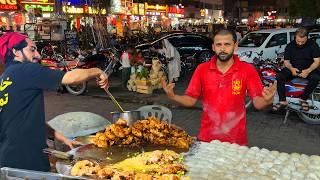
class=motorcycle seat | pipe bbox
[290,78,308,85]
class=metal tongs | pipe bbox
[103,68,125,113]
[104,87,125,113]
[43,148,74,160]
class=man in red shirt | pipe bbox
[162,29,277,145]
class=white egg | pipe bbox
[273,159,283,165]
[290,153,300,158]
[305,172,319,180]
[250,146,260,151]
[210,139,221,144]
[310,155,320,161]
[269,167,281,175]
[281,167,292,175]
[279,175,291,180]
[291,171,304,179]
[278,155,289,161]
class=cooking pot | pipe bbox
[110,111,141,125]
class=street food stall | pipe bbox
[1,112,320,179]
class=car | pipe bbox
[310,33,320,47]
[135,33,214,64]
[235,28,298,63]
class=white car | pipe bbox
[235,28,298,63]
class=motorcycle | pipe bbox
[40,56,88,95]
[253,50,320,124]
[40,48,119,95]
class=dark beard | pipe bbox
[296,44,305,48]
[217,53,233,62]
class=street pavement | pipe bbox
[44,74,320,155]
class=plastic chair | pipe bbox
[137,105,172,124]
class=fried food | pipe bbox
[92,117,194,149]
[71,150,188,179]
[70,160,101,176]
[116,118,128,126]
[97,167,115,179]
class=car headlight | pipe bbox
[239,51,252,58]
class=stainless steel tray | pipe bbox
[0,167,86,180]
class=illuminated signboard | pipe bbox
[24,4,53,12]
[138,3,144,15]
[132,3,144,15]
[62,6,107,15]
[145,3,166,11]
[132,3,138,15]
[21,0,54,4]
[168,6,184,14]
[0,0,18,10]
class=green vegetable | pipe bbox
[176,171,185,177]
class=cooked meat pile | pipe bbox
[71,150,190,180]
[92,117,195,149]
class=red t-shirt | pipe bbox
[185,55,263,145]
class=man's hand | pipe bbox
[54,131,82,149]
[262,81,277,104]
[290,68,300,76]
[161,78,175,98]
[298,69,311,78]
[96,71,109,89]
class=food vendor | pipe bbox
[0,32,109,171]
[162,28,277,145]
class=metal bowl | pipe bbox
[110,111,141,125]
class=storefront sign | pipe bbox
[168,6,184,15]
[21,0,54,4]
[132,3,145,15]
[0,0,18,10]
[62,6,106,14]
[145,3,166,11]
[65,30,79,50]
[200,9,206,17]
[132,3,138,15]
[138,3,144,15]
[24,4,53,12]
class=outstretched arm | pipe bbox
[161,78,197,107]
[62,68,108,89]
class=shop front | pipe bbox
[131,3,145,32]
[62,1,107,30]
[167,5,184,28]
[109,0,133,37]
[0,0,24,32]
[144,3,167,32]
[21,0,55,23]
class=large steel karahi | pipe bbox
[67,117,195,179]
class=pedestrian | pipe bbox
[120,46,133,88]
[157,39,181,82]
[273,27,320,112]
[162,28,276,145]
[0,32,109,171]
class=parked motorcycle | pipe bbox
[40,57,88,95]
[253,51,320,124]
